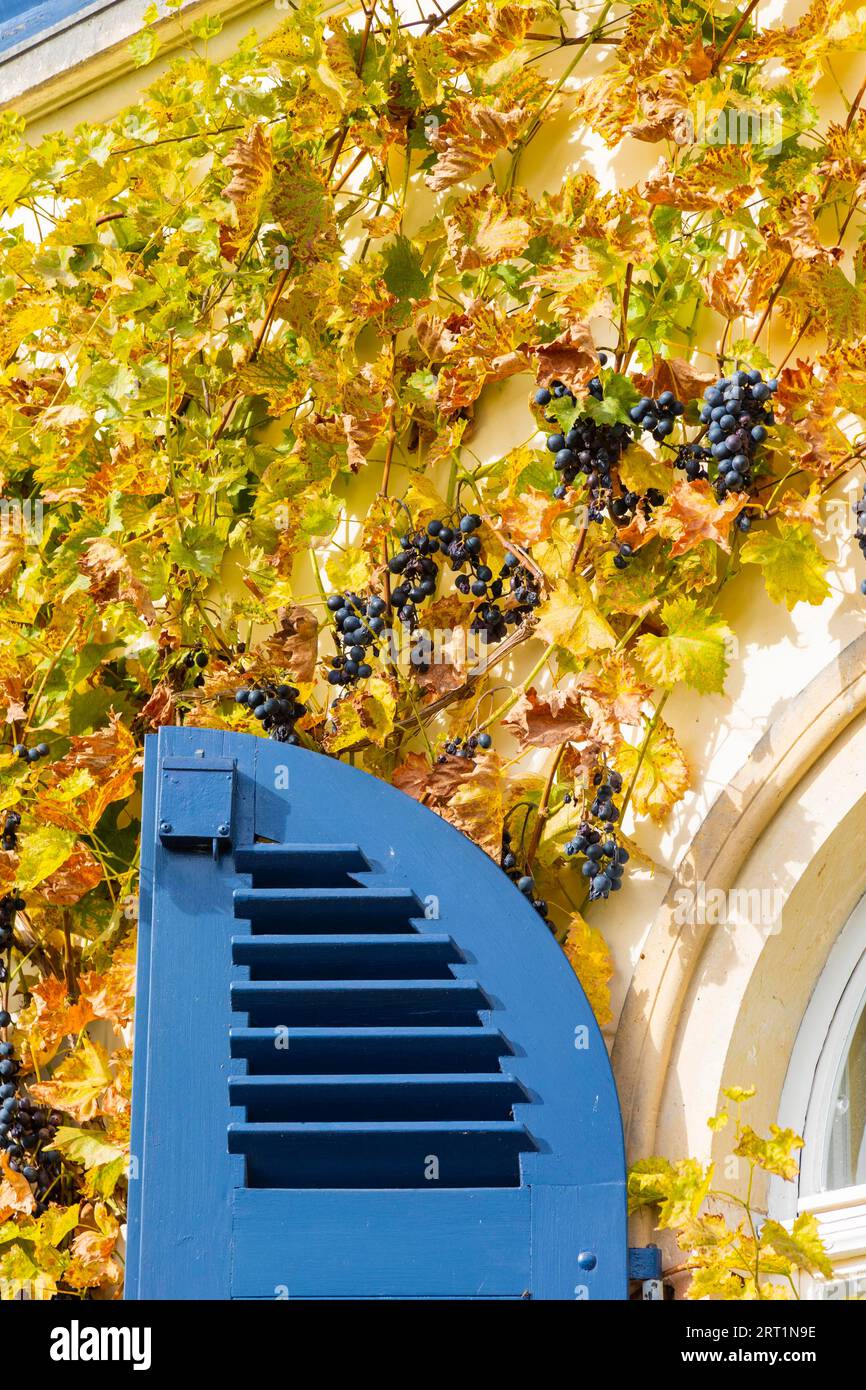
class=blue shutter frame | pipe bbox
[126,727,627,1300]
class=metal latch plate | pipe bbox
[158,756,235,851]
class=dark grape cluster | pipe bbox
[673,441,712,482]
[629,389,685,442]
[388,523,449,629]
[0,1046,62,1205]
[700,369,778,502]
[540,388,632,514]
[538,374,665,527]
[461,550,542,644]
[389,512,537,647]
[325,592,387,686]
[437,730,492,763]
[234,683,306,742]
[565,768,629,903]
[12,741,49,764]
[499,828,551,927]
[0,892,20,986]
[0,895,61,1206]
[855,485,866,597]
[2,810,21,852]
[503,552,541,610]
[183,644,209,688]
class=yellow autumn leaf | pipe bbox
[0,1152,36,1220]
[31,1036,114,1123]
[219,125,273,261]
[563,912,613,1026]
[325,676,397,752]
[618,719,690,824]
[760,1213,834,1279]
[534,577,616,657]
[14,825,77,892]
[734,1123,804,1181]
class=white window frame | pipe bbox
[773,895,866,1298]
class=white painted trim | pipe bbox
[0,0,280,124]
[798,1190,866,1298]
[0,0,125,64]
[771,895,866,1226]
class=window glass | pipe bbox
[826,992,866,1190]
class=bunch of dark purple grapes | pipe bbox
[0,891,21,938]
[463,550,542,645]
[538,381,632,517]
[0,892,20,986]
[388,524,449,629]
[234,683,306,742]
[0,1045,62,1206]
[673,441,713,482]
[325,592,387,686]
[12,741,49,765]
[854,486,866,598]
[390,513,540,646]
[2,810,21,852]
[700,369,777,507]
[537,373,667,530]
[437,730,493,763]
[0,895,62,1208]
[565,768,629,903]
[182,644,209,689]
[629,389,685,442]
[500,829,551,927]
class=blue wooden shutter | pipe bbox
[125,727,627,1300]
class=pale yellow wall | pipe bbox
[10,0,866,1173]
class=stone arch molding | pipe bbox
[613,631,866,1208]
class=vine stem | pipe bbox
[479,640,557,731]
[509,0,614,182]
[754,71,866,348]
[525,29,620,46]
[615,263,633,371]
[423,0,469,33]
[62,910,77,1001]
[526,744,565,869]
[212,264,293,440]
[380,397,398,608]
[22,616,84,737]
[710,0,759,75]
[568,515,589,573]
[619,689,670,828]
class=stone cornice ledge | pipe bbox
[612,630,866,1164]
[0,0,271,125]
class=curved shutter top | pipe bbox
[127,728,627,1300]
[240,736,623,1192]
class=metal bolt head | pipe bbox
[159,821,172,833]
[577,1251,597,1271]
[217,823,230,837]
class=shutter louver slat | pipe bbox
[234,843,371,886]
[232,933,462,978]
[229,842,531,1189]
[234,886,424,932]
[227,1121,536,1189]
[228,1073,528,1119]
[230,978,490,1026]
[229,1026,513,1074]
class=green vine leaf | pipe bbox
[636,596,733,694]
[740,523,831,609]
